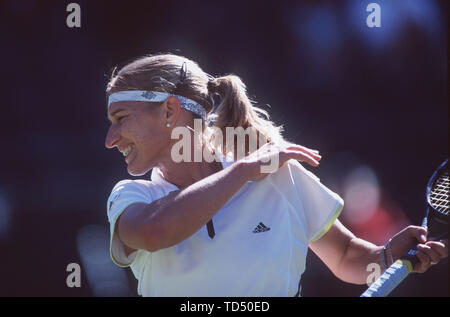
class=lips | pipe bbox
[122,145,133,157]
[119,145,135,162]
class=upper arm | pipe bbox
[116,202,160,253]
[308,219,356,275]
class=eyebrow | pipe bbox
[107,108,126,122]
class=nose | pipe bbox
[105,124,120,149]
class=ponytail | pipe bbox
[106,53,285,160]
[206,75,284,158]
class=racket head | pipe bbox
[426,159,449,225]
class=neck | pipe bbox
[157,144,222,189]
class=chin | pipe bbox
[127,170,146,177]
[127,161,153,177]
[127,167,147,176]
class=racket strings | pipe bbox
[430,170,449,215]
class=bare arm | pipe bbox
[309,220,449,285]
[118,161,249,252]
[309,220,383,285]
[117,142,323,253]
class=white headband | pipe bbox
[108,90,207,120]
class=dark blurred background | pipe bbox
[0,0,447,297]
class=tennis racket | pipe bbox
[361,159,449,297]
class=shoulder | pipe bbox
[270,159,320,186]
[107,179,160,213]
[286,159,320,179]
[111,179,156,192]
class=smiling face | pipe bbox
[105,101,170,176]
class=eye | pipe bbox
[117,115,127,123]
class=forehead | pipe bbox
[107,101,146,122]
[108,101,145,114]
[108,101,132,113]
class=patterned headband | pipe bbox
[108,90,207,120]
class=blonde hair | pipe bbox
[106,53,284,157]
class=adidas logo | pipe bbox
[253,222,270,233]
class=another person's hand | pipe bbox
[388,225,448,273]
[239,141,321,181]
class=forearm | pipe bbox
[311,221,448,285]
[145,161,249,250]
[336,237,384,285]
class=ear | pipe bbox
[163,96,181,126]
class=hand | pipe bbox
[415,239,448,273]
[238,141,322,181]
[388,225,449,273]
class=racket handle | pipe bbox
[420,216,428,232]
[402,232,449,267]
[403,248,420,267]
[361,232,448,297]
[361,259,413,297]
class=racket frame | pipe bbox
[361,159,449,297]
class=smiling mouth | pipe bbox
[122,145,133,157]
[121,145,135,162]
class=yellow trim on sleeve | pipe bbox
[110,234,139,268]
[109,202,142,268]
[310,202,344,242]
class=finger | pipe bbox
[286,145,321,157]
[294,150,321,162]
[284,150,320,167]
[407,225,427,244]
[283,142,319,153]
[418,244,441,264]
[413,250,430,273]
[283,150,319,167]
[286,146,321,160]
[285,150,321,164]
[426,241,449,258]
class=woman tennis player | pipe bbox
[105,53,448,296]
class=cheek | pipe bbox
[134,122,169,152]
[126,111,170,155]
